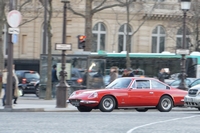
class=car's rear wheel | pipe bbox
[157,95,173,112]
[99,96,116,112]
[77,106,92,112]
[135,108,148,112]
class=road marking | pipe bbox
[127,115,200,133]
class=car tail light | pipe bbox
[77,78,83,84]
[22,78,26,84]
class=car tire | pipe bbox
[157,95,173,112]
[35,86,39,97]
[77,106,92,112]
[135,108,148,112]
[99,96,116,112]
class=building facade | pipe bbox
[2,0,196,71]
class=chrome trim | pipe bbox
[80,100,99,104]
[118,106,155,109]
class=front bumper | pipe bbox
[67,99,99,107]
[184,95,200,107]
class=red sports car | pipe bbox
[67,77,187,112]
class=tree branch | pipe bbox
[92,3,125,14]
[68,4,85,18]
[92,0,106,12]
[19,0,32,11]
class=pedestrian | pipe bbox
[52,64,58,98]
[109,66,118,83]
[122,69,129,77]
[127,68,134,77]
[13,64,19,104]
[2,66,8,106]
[157,68,166,82]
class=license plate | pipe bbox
[187,98,193,102]
[71,100,80,107]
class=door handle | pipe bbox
[149,92,154,94]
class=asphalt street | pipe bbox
[0,112,200,133]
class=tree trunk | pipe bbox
[45,0,52,100]
[0,0,5,97]
[84,0,93,51]
[126,1,131,68]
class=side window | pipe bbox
[151,80,168,89]
[135,80,150,89]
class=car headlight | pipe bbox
[88,92,98,99]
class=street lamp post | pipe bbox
[178,0,191,90]
[56,0,70,108]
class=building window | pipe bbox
[118,24,132,52]
[92,22,106,52]
[151,26,165,53]
[176,27,190,49]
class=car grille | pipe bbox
[188,89,198,96]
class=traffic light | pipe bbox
[77,35,86,49]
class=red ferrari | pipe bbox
[67,77,187,112]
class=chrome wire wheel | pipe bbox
[157,95,173,112]
[102,98,114,110]
[161,98,172,110]
[99,96,116,112]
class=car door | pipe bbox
[128,79,154,106]
[150,79,170,105]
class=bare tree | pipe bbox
[68,0,126,51]
[114,0,156,68]
[0,0,43,97]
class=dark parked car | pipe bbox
[15,70,40,97]
[67,68,85,94]
[169,78,196,88]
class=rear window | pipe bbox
[24,72,40,79]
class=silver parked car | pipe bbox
[184,84,200,111]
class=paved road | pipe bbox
[1,112,200,133]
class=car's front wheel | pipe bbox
[77,106,92,112]
[135,108,148,112]
[99,96,116,112]
[157,95,173,112]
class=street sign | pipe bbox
[7,10,22,28]
[8,28,20,34]
[176,49,190,55]
[12,34,18,44]
[55,43,72,50]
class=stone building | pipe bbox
[2,0,195,71]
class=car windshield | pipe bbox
[170,79,191,86]
[106,78,132,89]
[25,72,40,79]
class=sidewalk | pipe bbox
[0,95,78,112]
